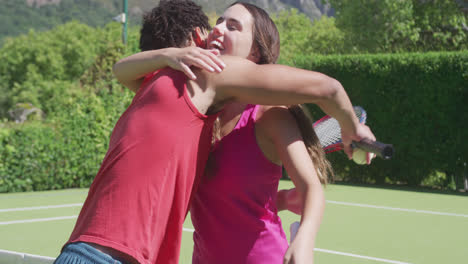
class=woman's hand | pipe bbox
[164,47,225,80]
[283,227,315,264]
[341,122,376,160]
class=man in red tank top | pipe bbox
[56,1,376,264]
[55,2,219,264]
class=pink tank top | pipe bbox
[191,104,288,264]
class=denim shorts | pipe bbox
[54,242,123,264]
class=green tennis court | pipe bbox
[1,181,467,264]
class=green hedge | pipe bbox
[296,52,468,189]
[0,89,133,192]
[1,21,466,192]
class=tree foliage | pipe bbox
[273,9,345,63]
[0,7,466,192]
[413,0,468,51]
[273,9,314,62]
[0,0,128,45]
[307,16,345,55]
[0,21,126,117]
[0,21,134,192]
[328,0,468,53]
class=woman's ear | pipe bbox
[192,27,206,48]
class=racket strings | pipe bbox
[313,106,366,152]
[314,118,342,148]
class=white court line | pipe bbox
[0,203,83,213]
[180,228,411,264]
[314,248,412,264]
[0,216,77,225]
[1,218,194,228]
[327,200,468,218]
[0,190,89,200]
[0,219,411,264]
[3,201,467,218]
[0,249,55,263]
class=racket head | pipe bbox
[290,221,300,243]
[313,106,367,153]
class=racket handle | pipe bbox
[290,221,300,243]
[353,138,394,159]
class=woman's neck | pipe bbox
[218,102,248,138]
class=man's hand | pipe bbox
[277,188,303,215]
[164,47,225,80]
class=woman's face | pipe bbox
[207,4,257,62]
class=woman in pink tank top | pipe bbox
[190,3,334,264]
[191,102,333,264]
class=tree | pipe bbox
[328,0,419,53]
[0,0,118,44]
[0,22,123,118]
[273,9,314,62]
[273,9,345,63]
[328,0,468,53]
[412,0,468,51]
[307,16,345,55]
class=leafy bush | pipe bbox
[0,21,124,118]
[0,87,133,193]
[273,9,314,63]
[1,19,466,193]
[307,16,345,55]
[273,9,345,63]
[0,21,134,193]
[329,0,468,53]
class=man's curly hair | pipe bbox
[139,0,211,51]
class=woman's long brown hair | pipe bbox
[287,105,334,184]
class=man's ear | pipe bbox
[192,27,206,48]
[248,46,261,63]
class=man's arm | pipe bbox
[200,56,374,157]
[112,47,224,92]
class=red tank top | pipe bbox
[67,68,218,264]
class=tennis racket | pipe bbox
[290,107,394,243]
[290,221,301,243]
[313,106,394,159]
